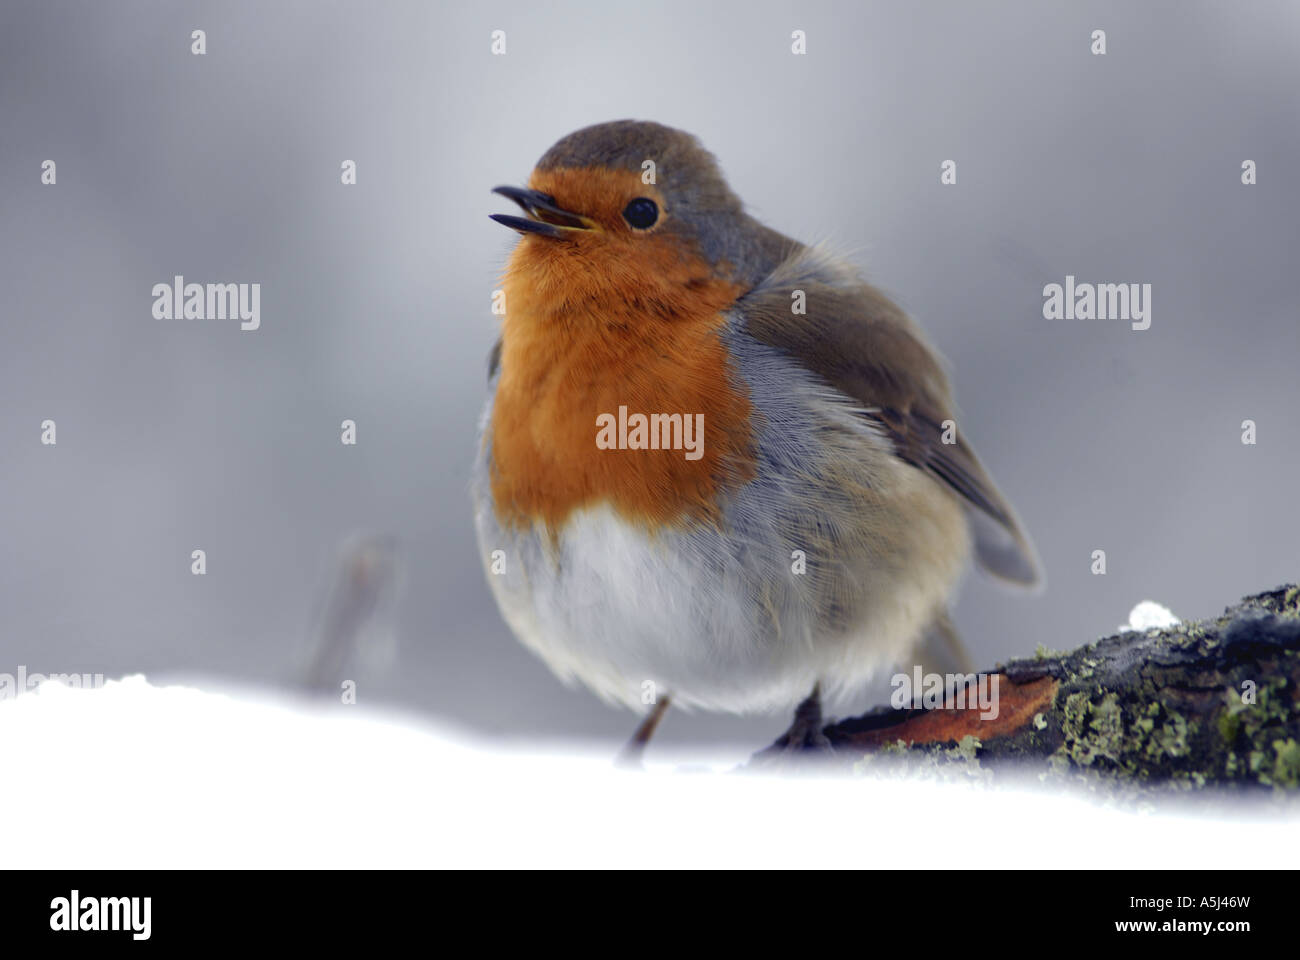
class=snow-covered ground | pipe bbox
[1,675,1292,869]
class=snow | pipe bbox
[1,675,1291,869]
[1120,600,1181,633]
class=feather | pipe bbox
[737,245,1043,589]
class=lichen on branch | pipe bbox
[767,585,1300,795]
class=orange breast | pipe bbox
[488,205,756,534]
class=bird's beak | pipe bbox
[490,186,599,238]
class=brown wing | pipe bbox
[738,266,1042,589]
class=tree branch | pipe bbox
[758,585,1300,792]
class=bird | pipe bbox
[474,120,1042,760]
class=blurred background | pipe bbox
[2,0,1297,757]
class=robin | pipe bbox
[475,120,1041,760]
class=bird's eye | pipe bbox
[622,197,659,230]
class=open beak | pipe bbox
[490,186,598,238]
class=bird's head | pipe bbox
[491,120,785,313]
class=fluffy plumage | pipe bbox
[474,120,1039,714]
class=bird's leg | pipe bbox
[758,682,833,758]
[615,694,672,768]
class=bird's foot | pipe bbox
[614,695,672,770]
[754,685,835,765]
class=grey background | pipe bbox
[2,1,1297,754]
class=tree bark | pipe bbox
[757,585,1300,791]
